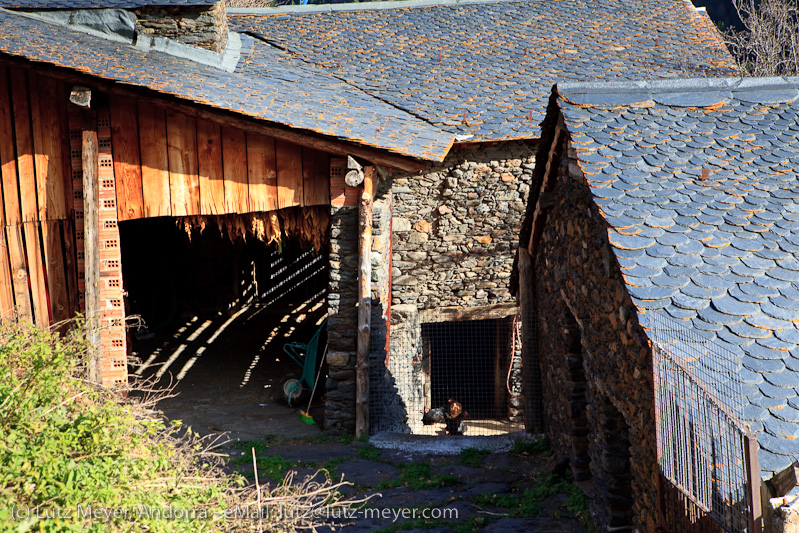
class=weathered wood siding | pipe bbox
[0,65,78,328]
[109,95,330,221]
[0,61,333,391]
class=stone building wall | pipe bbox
[325,178,393,433]
[391,141,534,309]
[531,137,657,531]
[372,140,534,433]
[134,1,228,53]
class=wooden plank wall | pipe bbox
[109,96,330,221]
[0,64,79,327]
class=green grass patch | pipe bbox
[256,455,293,483]
[473,473,592,530]
[0,319,359,533]
[377,462,458,491]
[473,491,519,508]
[452,516,494,532]
[459,447,490,467]
[509,436,553,457]
[357,445,380,461]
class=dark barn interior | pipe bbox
[120,216,328,438]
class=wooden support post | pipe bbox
[356,166,374,439]
[81,107,101,384]
[518,247,542,432]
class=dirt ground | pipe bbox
[221,434,593,532]
[130,297,328,440]
[131,296,593,532]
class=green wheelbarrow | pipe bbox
[281,318,327,406]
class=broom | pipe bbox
[299,345,327,425]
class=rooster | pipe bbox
[422,398,467,435]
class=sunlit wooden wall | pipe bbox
[108,94,330,222]
[0,60,334,389]
[0,64,78,327]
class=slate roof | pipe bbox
[0,0,213,7]
[231,0,739,142]
[555,76,799,478]
[0,8,452,161]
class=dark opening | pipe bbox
[590,393,634,528]
[563,309,591,481]
[120,216,328,438]
[424,319,498,417]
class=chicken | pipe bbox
[422,398,467,435]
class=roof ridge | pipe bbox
[228,0,523,16]
[559,76,799,95]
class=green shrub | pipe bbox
[0,320,234,532]
[0,320,358,532]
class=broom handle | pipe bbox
[306,344,327,414]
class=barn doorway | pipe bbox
[120,208,329,439]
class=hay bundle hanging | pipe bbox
[176,206,330,252]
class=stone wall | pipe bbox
[531,136,657,531]
[325,203,357,433]
[372,141,534,433]
[134,1,228,53]
[326,179,393,433]
[391,141,533,309]
[768,495,799,533]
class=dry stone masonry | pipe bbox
[365,141,535,433]
[326,180,393,433]
[532,138,657,532]
[135,1,228,52]
[392,141,533,309]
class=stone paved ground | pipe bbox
[224,435,593,532]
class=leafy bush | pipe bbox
[0,320,361,532]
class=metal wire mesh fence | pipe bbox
[647,313,761,532]
[369,308,528,436]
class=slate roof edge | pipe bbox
[0,9,453,164]
[228,0,519,15]
[558,76,799,96]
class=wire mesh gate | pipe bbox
[649,313,761,532]
[370,308,527,436]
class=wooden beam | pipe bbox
[5,225,31,320]
[276,139,303,209]
[23,221,48,327]
[30,73,67,221]
[42,219,70,324]
[418,302,519,324]
[196,118,225,215]
[137,103,170,218]
[10,69,38,223]
[109,94,143,221]
[0,65,19,226]
[0,227,15,318]
[61,217,80,317]
[0,57,430,173]
[81,108,102,384]
[356,166,374,440]
[222,126,248,214]
[166,111,199,217]
[527,124,563,256]
[247,132,277,212]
